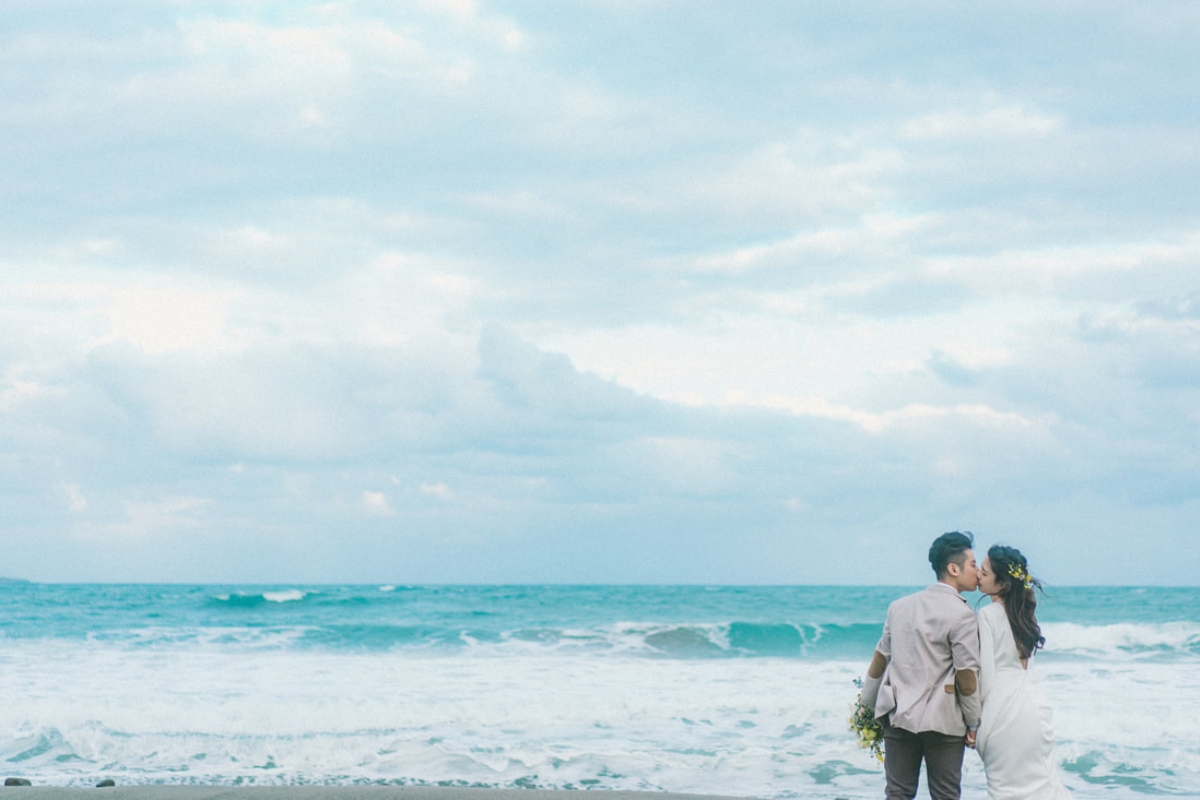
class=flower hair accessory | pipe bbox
[1007,563,1034,590]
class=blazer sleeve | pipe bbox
[977,607,995,702]
[949,609,982,729]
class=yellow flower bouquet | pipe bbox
[850,678,884,762]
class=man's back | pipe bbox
[862,531,982,800]
[874,583,981,736]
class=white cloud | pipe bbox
[97,285,240,356]
[924,235,1200,301]
[690,212,941,276]
[420,482,455,500]
[0,378,61,411]
[409,0,527,51]
[529,291,1043,414]
[902,105,1064,140]
[362,490,392,514]
[73,496,209,543]
[761,395,1037,436]
[65,484,88,512]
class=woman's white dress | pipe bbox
[976,601,1072,800]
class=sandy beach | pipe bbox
[0,789,767,800]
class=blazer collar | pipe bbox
[926,582,968,602]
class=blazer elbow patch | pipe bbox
[955,671,978,697]
[868,652,887,679]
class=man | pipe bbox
[860,531,982,800]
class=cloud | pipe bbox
[65,484,88,512]
[901,105,1064,140]
[362,490,392,515]
[83,340,463,462]
[926,349,982,388]
[1,312,1197,582]
[73,496,210,543]
[420,483,455,501]
[97,285,240,356]
[2,2,1200,583]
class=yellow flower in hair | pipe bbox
[1006,563,1033,590]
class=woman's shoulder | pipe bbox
[978,600,1008,622]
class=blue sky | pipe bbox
[2,1,1199,584]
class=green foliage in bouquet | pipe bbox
[850,677,884,762]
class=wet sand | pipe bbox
[0,788,765,800]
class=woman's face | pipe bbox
[978,557,1002,597]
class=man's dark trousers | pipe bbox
[883,722,966,800]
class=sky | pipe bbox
[2,1,1199,585]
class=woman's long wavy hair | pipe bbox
[987,544,1046,659]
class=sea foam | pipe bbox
[0,584,1195,797]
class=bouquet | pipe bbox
[850,677,884,762]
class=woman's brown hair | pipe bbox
[986,544,1046,659]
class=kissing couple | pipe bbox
[859,531,1072,800]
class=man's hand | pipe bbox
[965,729,977,749]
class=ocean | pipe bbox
[0,584,1196,798]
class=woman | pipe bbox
[975,545,1072,800]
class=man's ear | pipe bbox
[945,561,960,577]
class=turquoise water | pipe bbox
[1,584,1197,796]
[3,584,1194,654]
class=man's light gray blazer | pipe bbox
[861,583,982,737]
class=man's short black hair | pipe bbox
[929,531,975,578]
